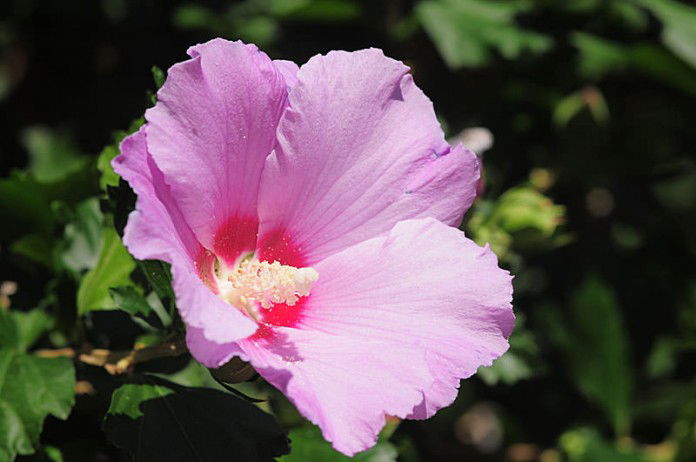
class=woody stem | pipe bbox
[35,338,189,375]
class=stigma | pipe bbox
[214,256,319,321]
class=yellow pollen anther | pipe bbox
[215,258,319,319]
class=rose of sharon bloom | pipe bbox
[113,38,514,456]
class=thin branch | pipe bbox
[35,338,188,375]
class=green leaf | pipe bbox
[540,276,633,436]
[494,187,565,235]
[0,311,20,351]
[107,382,174,420]
[43,445,64,462]
[77,227,135,315]
[554,87,610,127]
[104,377,289,461]
[628,43,696,96]
[12,310,53,352]
[21,126,87,184]
[172,5,218,30]
[97,118,144,191]
[417,0,552,68]
[156,358,224,389]
[137,260,174,303]
[97,144,121,191]
[571,32,696,95]
[172,4,279,46]
[635,0,696,69]
[559,427,648,462]
[672,389,696,462]
[553,91,589,127]
[477,319,541,385]
[60,198,103,275]
[0,173,55,243]
[0,351,75,460]
[651,160,696,211]
[0,309,53,352]
[634,382,696,426]
[609,1,649,31]
[477,352,533,385]
[0,167,98,245]
[108,286,154,317]
[467,186,566,258]
[572,32,629,80]
[646,336,678,378]
[151,66,166,90]
[281,425,397,462]
[9,233,54,265]
[279,0,361,22]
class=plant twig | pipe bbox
[35,338,188,375]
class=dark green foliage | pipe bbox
[108,287,154,317]
[104,377,290,462]
[539,276,633,436]
[0,311,75,461]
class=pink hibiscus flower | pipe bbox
[113,39,514,456]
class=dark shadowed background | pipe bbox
[1,1,695,461]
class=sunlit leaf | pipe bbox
[97,145,121,191]
[609,1,649,31]
[43,445,64,462]
[0,352,75,460]
[21,126,87,184]
[559,427,648,462]
[468,185,566,259]
[77,227,135,315]
[0,310,74,460]
[97,118,144,191]
[554,87,610,127]
[493,187,565,236]
[0,308,52,352]
[554,91,589,127]
[151,66,165,90]
[417,0,552,68]
[635,0,696,69]
[11,310,53,352]
[60,198,103,274]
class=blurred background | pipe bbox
[0,0,695,461]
